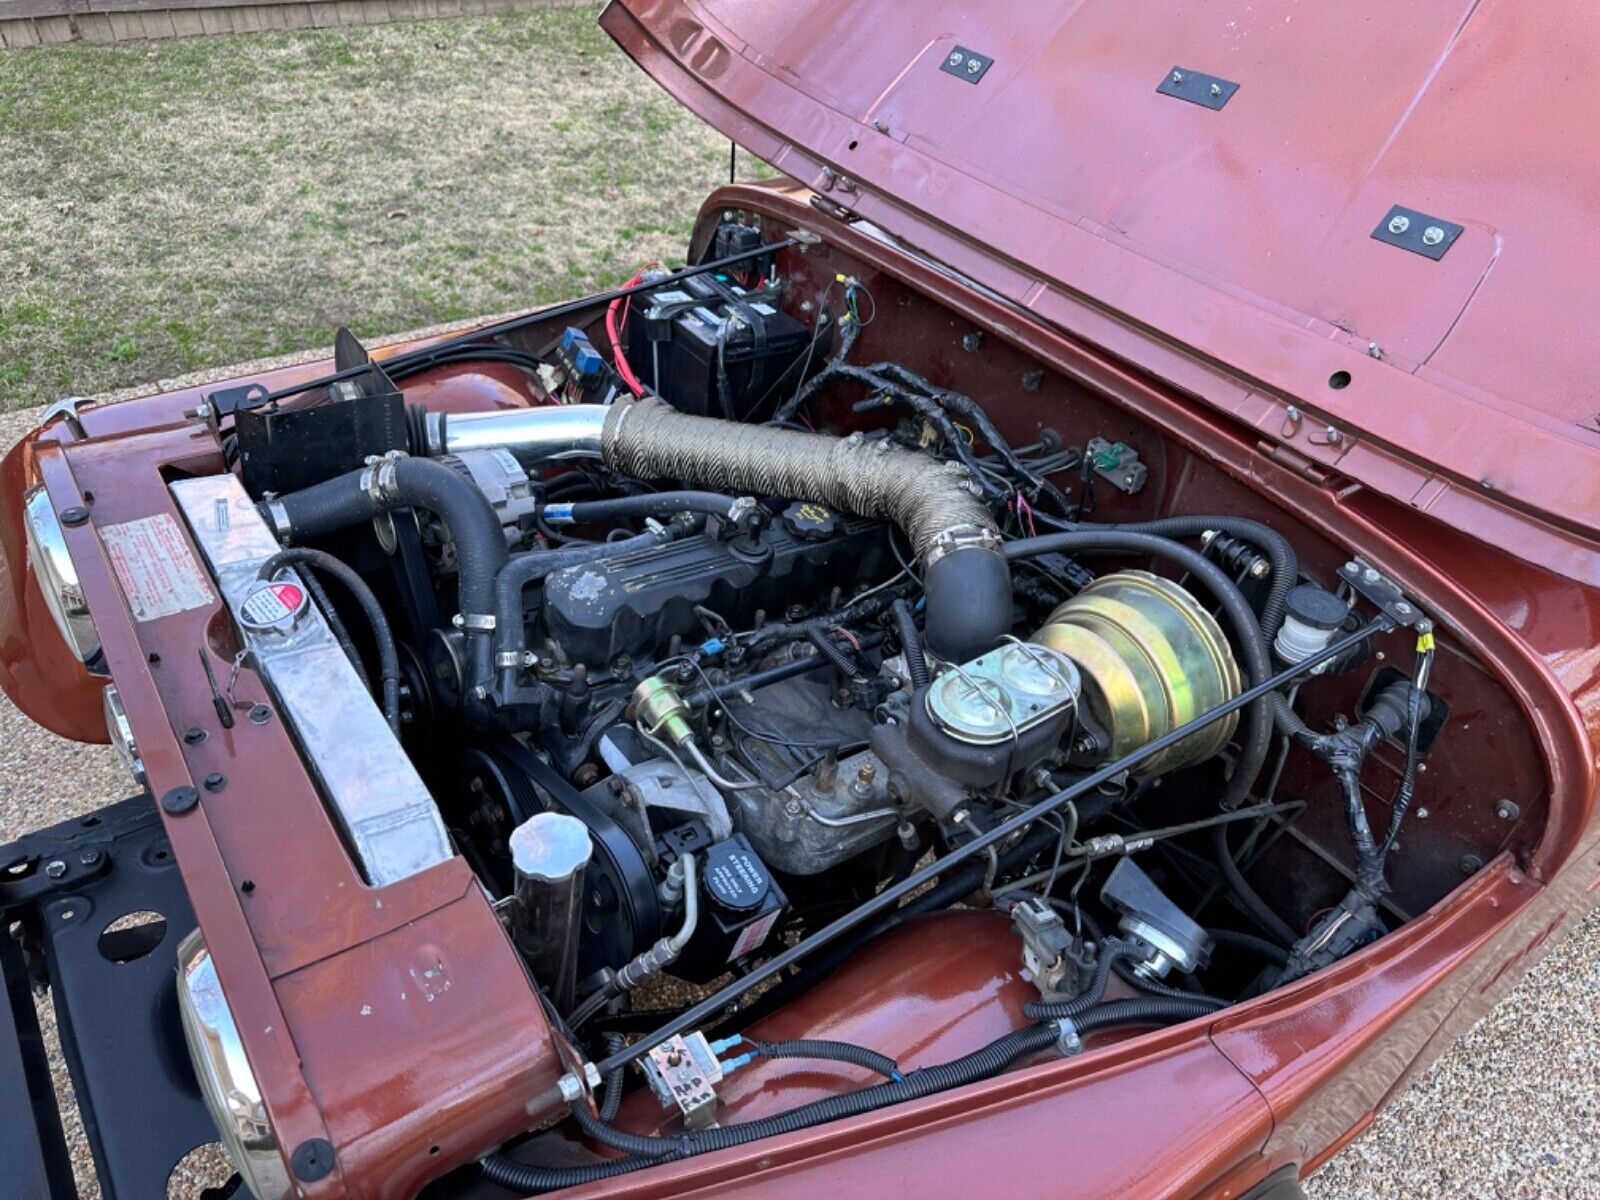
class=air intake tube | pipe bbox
[423,401,1010,663]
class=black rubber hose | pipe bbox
[295,564,372,694]
[1022,940,1139,1021]
[270,458,509,720]
[1066,995,1222,1036]
[547,491,743,525]
[269,458,507,629]
[1207,926,1292,967]
[750,1038,901,1081]
[492,528,676,694]
[599,1032,627,1122]
[924,546,1012,664]
[256,548,401,734]
[891,598,930,689]
[1110,961,1229,1009]
[1066,516,1298,637]
[570,1021,1058,1162]
[1213,824,1299,947]
[480,1151,645,1192]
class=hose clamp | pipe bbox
[924,525,1002,567]
[360,450,408,506]
[423,410,447,457]
[264,499,292,541]
[453,612,497,633]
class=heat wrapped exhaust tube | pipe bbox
[424,400,1012,667]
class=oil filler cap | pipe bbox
[780,500,841,542]
[703,836,771,912]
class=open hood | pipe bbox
[603,0,1600,583]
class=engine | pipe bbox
[210,237,1453,1172]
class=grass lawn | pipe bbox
[0,7,743,411]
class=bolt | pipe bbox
[1415,807,1429,820]
[948,51,963,65]
[1368,341,1382,360]
[248,704,272,725]
[1249,559,1272,580]
[1395,602,1413,615]
[1021,369,1045,392]
[962,331,985,352]
[1422,226,1446,246]
[1495,799,1521,822]
[1324,425,1341,444]
[45,859,67,879]
[856,762,877,785]
[59,505,90,527]
[183,727,207,745]
[784,799,802,817]
[78,848,100,866]
[966,59,981,74]
[1363,567,1380,583]
[1172,70,1184,83]
[1388,214,1411,235]
[241,879,256,894]
[1460,854,1483,875]
[203,772,227,793]
[874,118,889,133]
[1209,82,1222,97]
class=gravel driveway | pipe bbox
[1,392,1595,1198]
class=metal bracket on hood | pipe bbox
[1371,205,1463,260]
[1157,67,1239,111]
[940,46,993,85]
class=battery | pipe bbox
[625,274,812,420]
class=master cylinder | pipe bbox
[1031,570,1241,774]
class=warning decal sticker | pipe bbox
[100,514,216,622]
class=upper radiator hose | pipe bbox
[427,401,1010,662]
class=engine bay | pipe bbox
[171,213,1546,1194]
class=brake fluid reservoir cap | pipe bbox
[238,578,309,635]
[703,836,771,912]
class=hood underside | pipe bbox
[604,0,1600,582]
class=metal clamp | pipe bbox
[453,612,497,633]
[359,450,409,506]
[924,524,1002,567]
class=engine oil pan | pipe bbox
[1031,570,1241,775]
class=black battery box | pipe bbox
[624,274,811,420]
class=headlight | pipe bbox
[176,931,292,1200]
[22,485,104,671]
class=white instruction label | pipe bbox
[101,514,215,621]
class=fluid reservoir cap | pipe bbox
[703,836,771,912]
[780,500,841,541]
[238,578,310,635]
[1286,583,1349,632]
[509,811,593,883]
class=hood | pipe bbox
[603,0,1600,583]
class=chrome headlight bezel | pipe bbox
[176,931,292,1200]
[22,484,105,672]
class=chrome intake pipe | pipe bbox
[424,400,1011,662]
[424,405,607,464]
